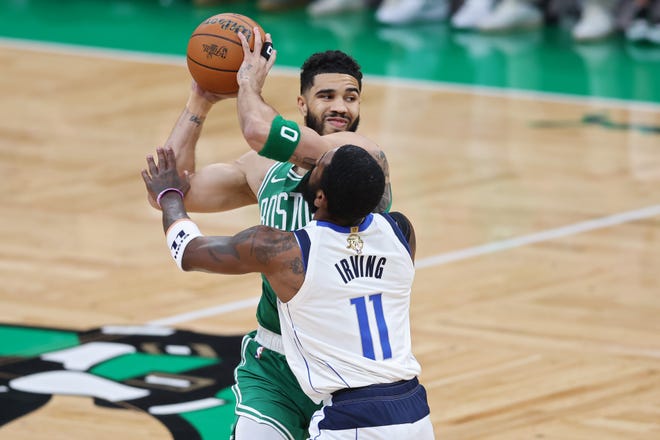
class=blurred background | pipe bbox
[1,0,659,102]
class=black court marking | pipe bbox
[0,323,243,439]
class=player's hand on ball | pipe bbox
[236,28,276,94]
[192,80,237,103]
[141,147,190,205]
[187,13,265,94]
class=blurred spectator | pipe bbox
[452,0,497,29]
[572,0,617,41]
[449,0,544,31]
[621,0,660,43]
[307,0,370,16]
[191,0,310,10]
[258,0,310,10]
[475,0,544,32]
[375,0,449,24]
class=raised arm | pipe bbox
[235,30,391,211]
[141,147,303,301]
[165,83,219,175]
[235,30,336,166]
[149,83,262,212]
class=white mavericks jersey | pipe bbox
[278,213,421,404]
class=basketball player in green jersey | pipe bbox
[151,34,391,439]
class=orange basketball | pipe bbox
[186,13,265,94]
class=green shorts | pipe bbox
[231,330,321,440]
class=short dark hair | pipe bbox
[320,145,385,225]
[300,50,363,94]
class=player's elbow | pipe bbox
[242,120,268,153]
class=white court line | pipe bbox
[148,297,259,326]
[2,37,659,113]
[151,204,660,325]
[415,204,660,269]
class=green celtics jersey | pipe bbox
[256,162,313,334]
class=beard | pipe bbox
[305,112,360,135]
[297,167,319,214]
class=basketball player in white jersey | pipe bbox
[142,144,434,439]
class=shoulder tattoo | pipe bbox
[250,227,298,265]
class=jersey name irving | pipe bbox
[334,255,387,284]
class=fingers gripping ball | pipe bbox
[186,13,265,94]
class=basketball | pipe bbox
[186,13,265,94]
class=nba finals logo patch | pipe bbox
[347,226,363,255]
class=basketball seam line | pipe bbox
[189,33,242,47]
[186,56,240,73]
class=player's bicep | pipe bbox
[184,162,256,212]
[181,226,295,276]
[182,227,269,274]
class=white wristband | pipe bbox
[166,219,203,270]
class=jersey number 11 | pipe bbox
[350,293,392,360]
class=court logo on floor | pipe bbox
[531,112,660,135]
[0,323,242,439]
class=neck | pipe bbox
[313,211,364,227]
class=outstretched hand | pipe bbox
[141,147,190,203]
[236,27,277,94]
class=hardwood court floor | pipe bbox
[1,43,660,439]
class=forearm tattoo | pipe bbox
[374,150,392,213]
[188,114,205,126]
[186,108,206,127]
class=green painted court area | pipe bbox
[0,0,658,102]
[0,326,79,357]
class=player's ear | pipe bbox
[315,189,326,209]
[297,95,307,117]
